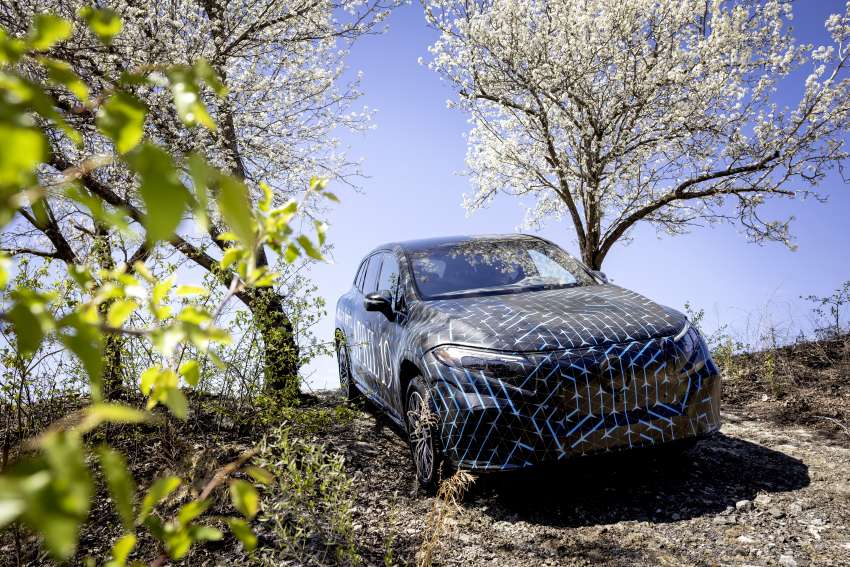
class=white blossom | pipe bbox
[424,0,850,268]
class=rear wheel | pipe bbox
[406,377,444,490]
[335,332,360,401]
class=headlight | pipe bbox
[431,345,527,379]
[673,320,691,342]
[672,320,704,361]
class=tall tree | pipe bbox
[0,0,397,392]
[424,0,850,269]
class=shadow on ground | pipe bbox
[469,434,810,527]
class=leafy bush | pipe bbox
[254,431,359,565]
[0,9,331,563]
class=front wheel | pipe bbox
[406,377,444,490]
[335,332,360,401]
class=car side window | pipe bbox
[362,254,382,294]
[354,259,367,291]
[377,252,401,306]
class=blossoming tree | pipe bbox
[424,0,850,269]
[0,0,398,394]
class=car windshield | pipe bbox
[409,239,596,299]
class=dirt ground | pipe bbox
[327,396,850,567]
[2,337,849,566]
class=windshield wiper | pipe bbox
[428,281,580,299]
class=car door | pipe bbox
[350,253,383,396]
[371,252,402,402]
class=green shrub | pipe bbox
[254,431,358,565]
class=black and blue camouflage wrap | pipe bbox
[335,235,721,472]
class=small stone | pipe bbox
[769,506,785,519]
[736,499,754,512]
[779,554,797,567]
[755,494,773,508]
[762,394,769,401]
[789,502,803,516]
[737,535,755,544]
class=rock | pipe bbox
[779,554,798,567]
[736,499,754,512]
[768,506,785,519]
[737,535,755,544]
[789,502,803,516]
[754,494,773,508]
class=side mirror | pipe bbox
[364,291,393,317]
[592,270,610,283]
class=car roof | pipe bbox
[368,233,548,256]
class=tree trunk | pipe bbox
[93,223,124,400]
[242,288,299,396]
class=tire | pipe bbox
[335,333,360,401]
[405,376,445,490]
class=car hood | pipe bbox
[415,284,686,352]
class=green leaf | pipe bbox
[7,301,44,355]
[296,235,323,260]
[40,57,89,102]
[258,182,273,212]
[78,7,123,44]
[228,479,258,519]
[321,190,340,203]
[308,176,328,192]
[125,144,189,243]
[217,177,255,249]
[28,14,73,51]
[107,298,138,328]
[164,528,192,560]
[220,247,242,270]
[314,220,327,246]
[187,153,212,232]
[192,59,227,97]
[139,367,158,396]
[164,387,188,419]
[97,93,147,154]
[105,533,136,567]
[0,253,9,288]
[60,314,104,400]
[177,499,210,527]
[0,123,46,188]
[283,243,300,264]
[80,403,148,432]
[165,65,217,130]
[178,360,200,387]
[97,447,136,531]
[0,72,81,145]
[189,525,223,542]
[175,284,208,297]
[244,466,274,485]
[34,431,93,560]
[227,517,257,551]
[0,29,27,64]
[138,476,180,523]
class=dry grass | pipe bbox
[416,470,476,567]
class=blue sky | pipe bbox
[303,1,850,389]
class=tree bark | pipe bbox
[241,288,299,395]
[92,222,124,400]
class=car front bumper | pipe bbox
[421,330,722,471]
